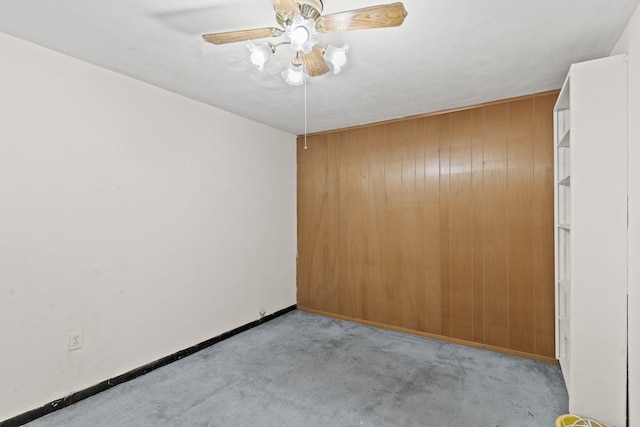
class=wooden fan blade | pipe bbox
[317,2,408,33]
[273,0,300,16]
[202,27,282,45]
[300,46,329,76]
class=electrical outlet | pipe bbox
[69,331,82,351]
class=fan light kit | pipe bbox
[202,0,408,86]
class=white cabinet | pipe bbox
[554,54,628,427]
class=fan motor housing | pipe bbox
[276,0,323,25]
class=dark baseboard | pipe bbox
[1,305,297,427]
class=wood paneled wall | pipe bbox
[297,92,558,362]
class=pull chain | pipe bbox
[304,77,308,150]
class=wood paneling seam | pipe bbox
[506,103,511,350]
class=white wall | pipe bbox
[611,4,640,426]
[0,33,296,421]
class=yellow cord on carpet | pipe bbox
[556,414,610,427]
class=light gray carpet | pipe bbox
[26,311,567,426]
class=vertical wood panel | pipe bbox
[296,137,310,309]
[483,103,510,349]
[508,99,535,354]
[415,118,427,332]
[297,92,558,361]
[339,129,367,319]
[449,110,474,340]
[424,115,442,335]
[400,120,418,330]
[367,125,387,324]
[471,108,485,343]
[533,94,557,357]
[385,122,404,327]
[440,114,452,337]
[338,132,350,317]
[296,138,314,307]
[323,132,341,314]
[299,134,327,312]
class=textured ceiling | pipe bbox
[1,0,638,135]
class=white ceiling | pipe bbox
[1,0,638,135]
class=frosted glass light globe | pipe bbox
[286,15,320,54]
[282,62,308,86]
[324,44,349,74]
[291,27,309,44]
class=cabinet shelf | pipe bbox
[559,175,571,186]
[559,129,571,147]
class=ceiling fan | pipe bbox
[202,0,408,85]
